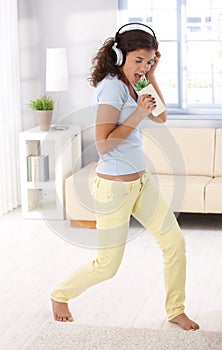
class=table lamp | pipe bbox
[46,48,69,122]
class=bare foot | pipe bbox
[169,313,199,331]
[51,299,73,322]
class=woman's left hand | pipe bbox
[146,50,161,80]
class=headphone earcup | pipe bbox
[111,43,124,66]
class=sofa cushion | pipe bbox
[214,129,222,177]
[152,174,212,213]
[65,162,97,220]
[142,128,215,177]
[205,177,222,213]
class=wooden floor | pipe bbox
[0,208,222,349]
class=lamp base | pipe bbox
[51,124,69,131]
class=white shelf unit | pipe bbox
[19,125,81,220]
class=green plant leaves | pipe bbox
[134,77,150,91]
[27,96,55,110]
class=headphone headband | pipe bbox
[112,22,157,67]
[114,22,156,43]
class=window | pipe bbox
[118,0,222,115]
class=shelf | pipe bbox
[19,124,82,220]
[25,181,55,190]
[25,200,62,220]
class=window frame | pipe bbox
[118,0,222,119]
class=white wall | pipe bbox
[18,0,118,131]
[18,0,222,164]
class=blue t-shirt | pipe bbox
[91,75,146,176]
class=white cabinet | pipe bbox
[19,125,81,220]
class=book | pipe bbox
[26,155,49,182]
[39,155,49,181]
[27,156,32,181]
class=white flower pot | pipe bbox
[37,110,53,131]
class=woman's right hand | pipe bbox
[137,94,156,118]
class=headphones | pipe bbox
[112,22,156,67]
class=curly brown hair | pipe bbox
[89,29,159,87]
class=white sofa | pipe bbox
[66,162,97,227]
[65,128,222,227]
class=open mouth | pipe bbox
[134,73,144,82]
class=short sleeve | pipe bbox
[96,77,128,110]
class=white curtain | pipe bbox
[0,0,22,215]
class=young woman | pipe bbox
[51,23,199,331]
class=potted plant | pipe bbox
[134,76,166,117]
[134,76,150,92]
[27,96,55,131]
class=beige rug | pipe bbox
[24,322,222,350]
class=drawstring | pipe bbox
[139,172,147,190]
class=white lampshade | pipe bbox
[46,48,69,92]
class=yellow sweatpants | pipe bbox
[51,172,186,320]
